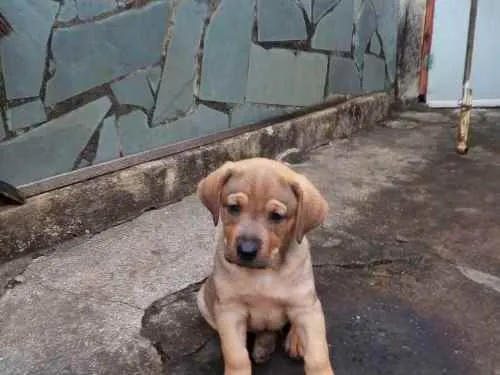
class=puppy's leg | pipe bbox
[252,331,277,364]
[288,300,334,375]
[215,306,251,375]
[285,324,304,359]
[197,278,217,330]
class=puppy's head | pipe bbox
[197,158,328,269]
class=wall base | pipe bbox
[0,93,393,263]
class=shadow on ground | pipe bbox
[142,108,500,375]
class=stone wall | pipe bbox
[0,0,399,187]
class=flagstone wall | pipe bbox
[0,0,398,187]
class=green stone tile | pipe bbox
[118,105,229,156]
[7,99,46,130]
[0,97,111,186]
[257,0,307,42]
[230,103,295,128]
[0,0,58,100]
[94,116,120,164]
[146,66,162,94]
[76,0,116,20]
[354,0,377,67]
[362,54,386,93]
[150,105,229,147]
[312,0,353,52]
[246,45,327,106]
[299,0,313,20]
[58,0,78,22]
[111,71,155,111]
[372,0,398,83]
[328,56,362,95]
[369,34,382,55]
[153,0,209,124]
[116,110,151,156]
[46,1,168,106]
[313,0,341,22]
[198,0,253,104]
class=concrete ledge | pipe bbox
[0,93,393,263]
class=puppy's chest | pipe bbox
[247,303,287,332]
[235,274,292,331]
[218,269,315,331]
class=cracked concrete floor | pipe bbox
[1,107,500,375]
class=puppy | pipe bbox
[197,158,334,375]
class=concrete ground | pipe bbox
[1,107,500,375]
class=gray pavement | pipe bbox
[1,107,500,375]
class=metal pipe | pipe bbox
[457,0,478,154]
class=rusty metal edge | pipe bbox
[418,0,436,99]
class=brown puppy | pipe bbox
[197,158,334,375]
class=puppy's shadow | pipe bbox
[161,295,472,375]
[167,324,305,375]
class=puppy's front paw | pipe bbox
[305,365,335,375]
[225,369,251,375]
[285,324,304,359]
[252,331,277,364]
[224,369,251,375]
[224,361,252,375]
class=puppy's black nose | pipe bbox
[236,238,261,261]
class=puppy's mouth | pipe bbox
[224,255,269,269]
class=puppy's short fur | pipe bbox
[197,158,335,375]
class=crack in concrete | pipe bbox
[313,255,424,270]
[155,336,214,371]
[31,275,144,311]
[180,336,212,359]
[149,336,214,371]
[140,279,210,369]
[0,256,32,299]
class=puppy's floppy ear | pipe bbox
[197,161,234,226]
[291,175,329,244]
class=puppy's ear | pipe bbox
[197,161,234,226]
[291,175,329,243]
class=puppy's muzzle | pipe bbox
[236,237,261,262]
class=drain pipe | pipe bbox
[456,0,478,154]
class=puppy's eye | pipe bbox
[269,212,285,223]
[226,204,241,215]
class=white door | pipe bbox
[427,0,470,108]
[427,0,500,108]
[468,0,500,106]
